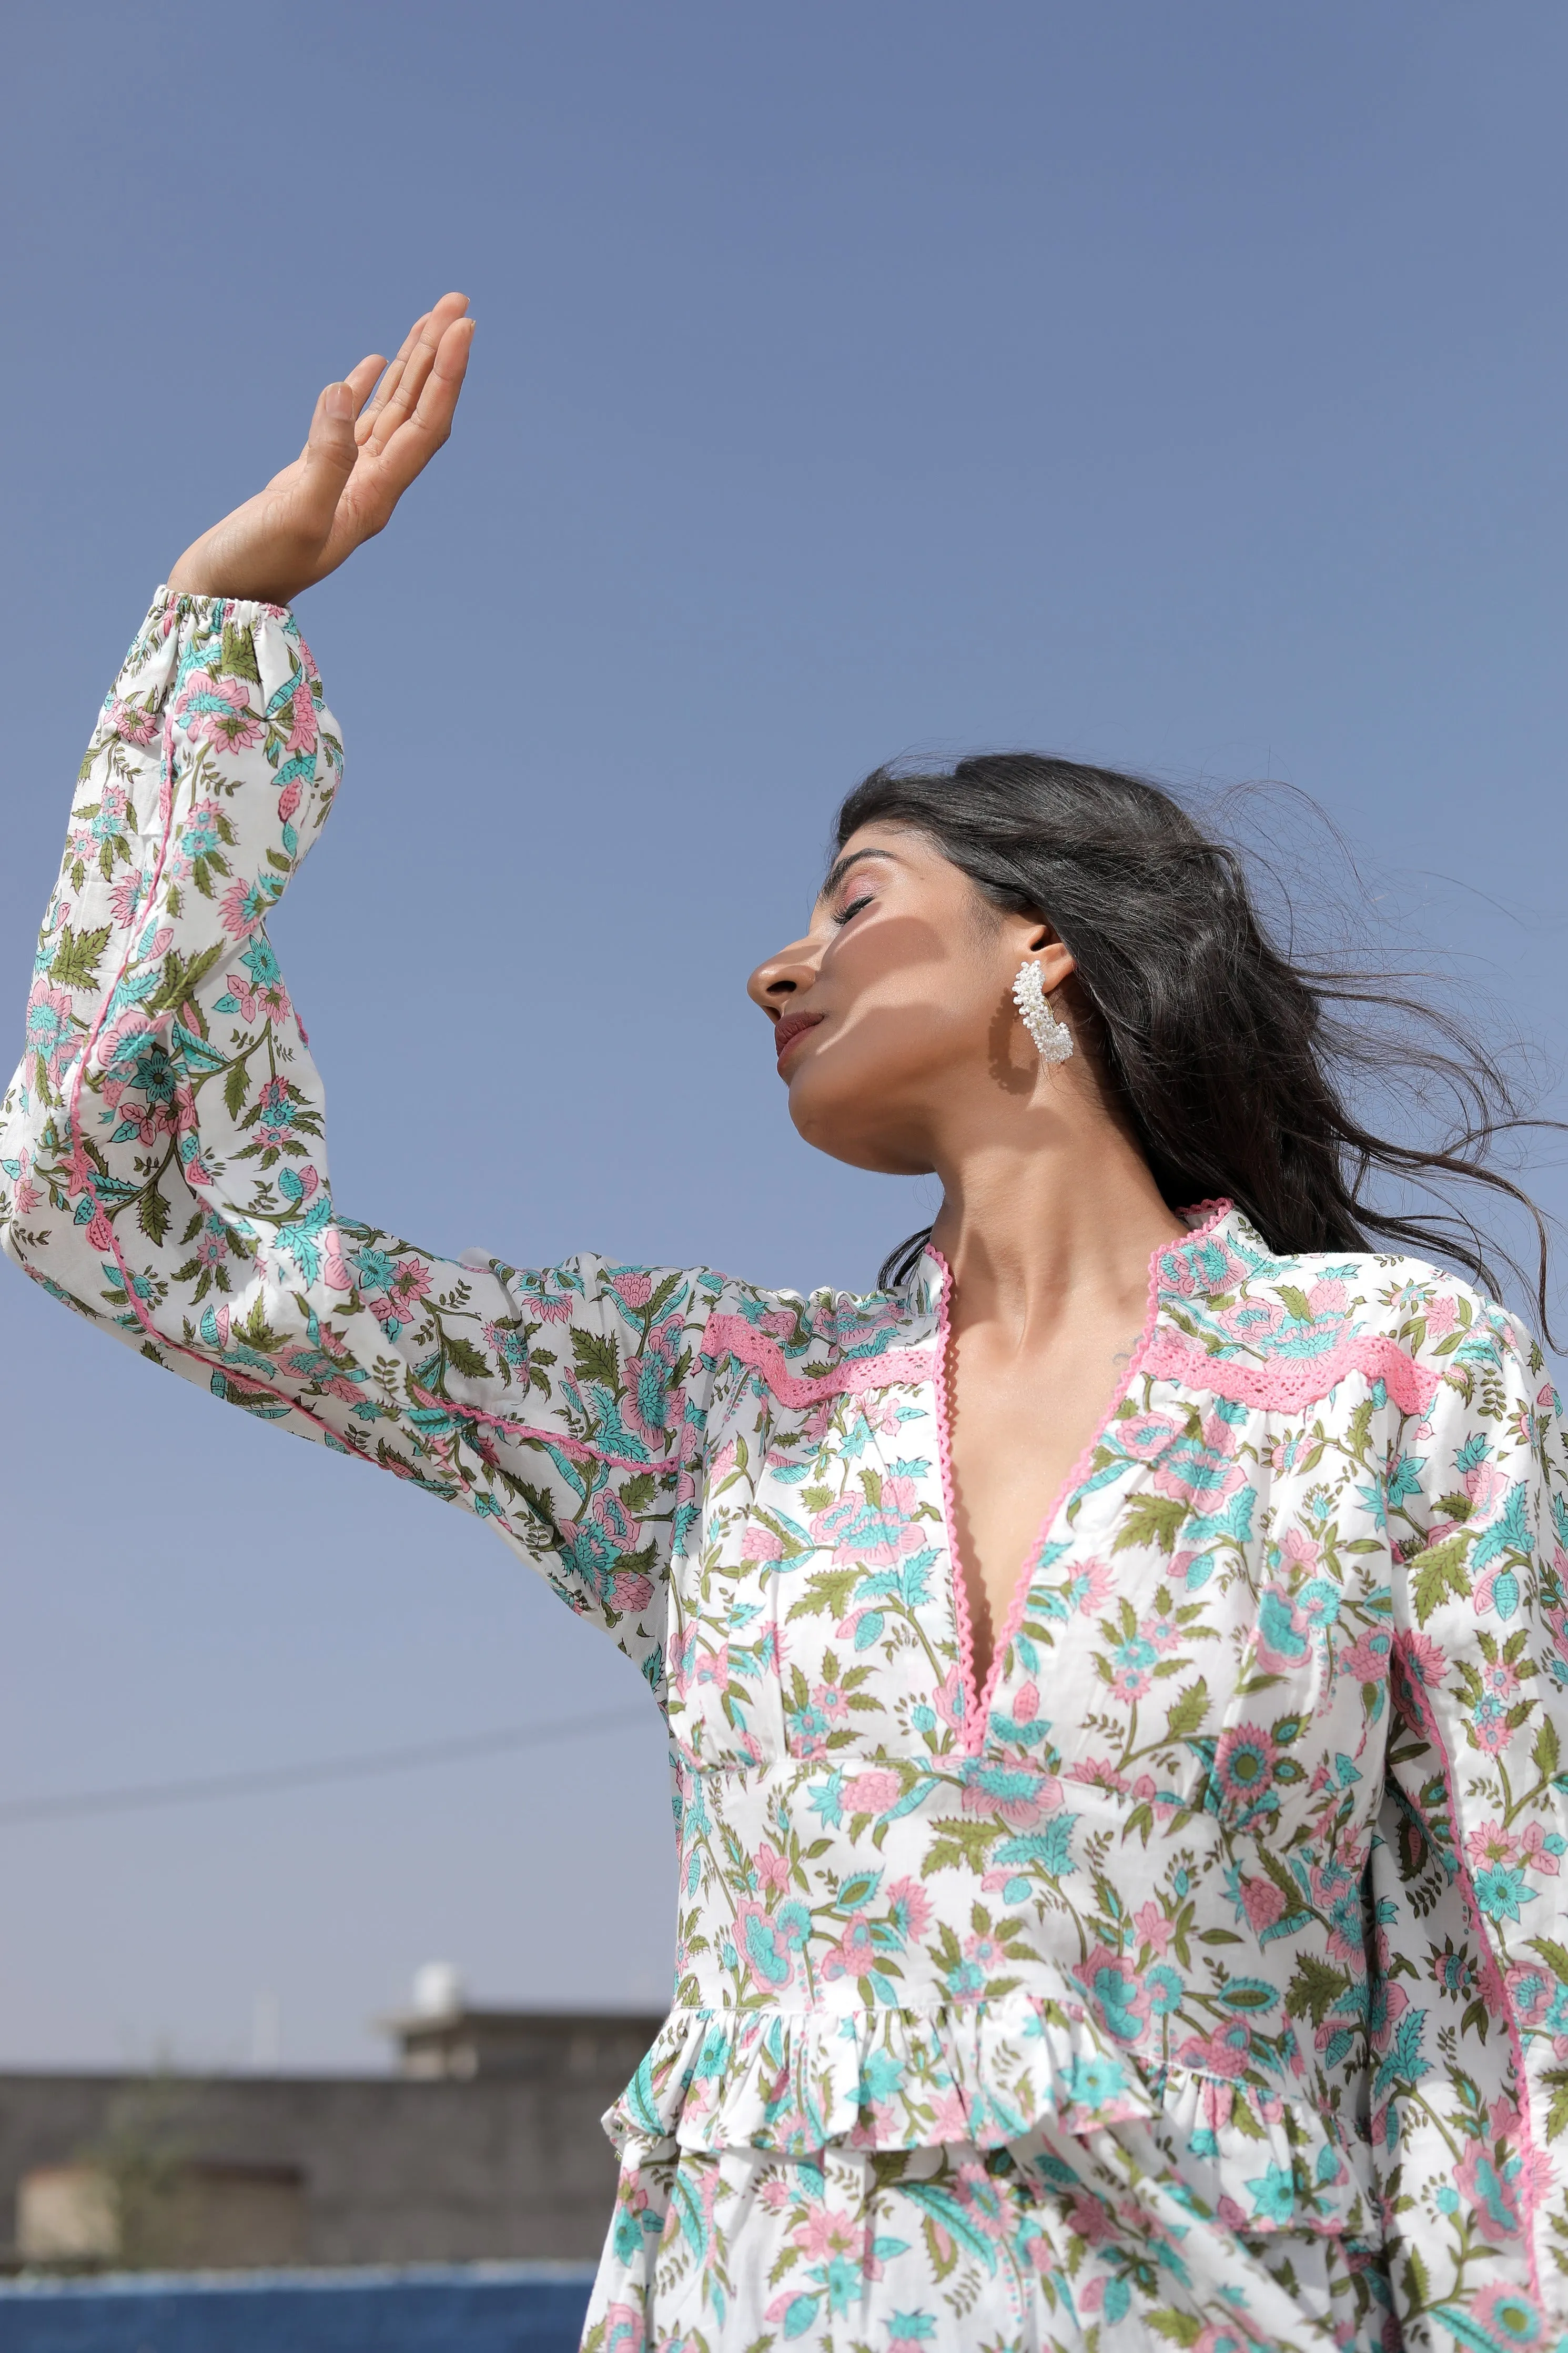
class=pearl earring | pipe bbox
[1012,961,1074,1064]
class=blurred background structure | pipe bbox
[0,1970,658,2269]
[0,0,1564,2336]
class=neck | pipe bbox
[927,1108,1187,1338]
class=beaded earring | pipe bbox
[1011,960,1074,1064]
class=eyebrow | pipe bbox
[816,845,903,906]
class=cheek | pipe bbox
[792,990,977,1118]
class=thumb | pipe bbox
[291,381,359,538]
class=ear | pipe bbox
[1020,919,1076,991]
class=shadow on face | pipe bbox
[745,823,1078,1175]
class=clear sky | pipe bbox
[1,2,1564,2070]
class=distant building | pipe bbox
[0,1984,664,2271]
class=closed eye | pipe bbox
[833,893,875,927]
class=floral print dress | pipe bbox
[4,592,1568,2353]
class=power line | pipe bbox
[0,1707,648,1827]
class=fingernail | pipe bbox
[323,383,354,419]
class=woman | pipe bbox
[3,294,1564,2353]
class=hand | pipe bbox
[167,293,476,605]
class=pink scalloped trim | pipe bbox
[1142,1326,1439,1417]
[936,1200,1236,1755]
[706,1314,936,1406]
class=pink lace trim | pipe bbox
[705,1314,936,1407]
[1142,1326,1439,1417]
[935,1200,1235,1756]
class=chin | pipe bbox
[786,1075,932,1177]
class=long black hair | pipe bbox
[837,753,1559,1326]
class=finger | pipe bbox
[374,316,475,494]
[290,353,386,468]
[344,352,386,415]
[355,313,428,447]
[287,380,360,548]
[363,293,470,458]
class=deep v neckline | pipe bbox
[927,1203,1229,1756]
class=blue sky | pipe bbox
[1,2,1564,2068]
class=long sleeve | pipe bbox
[0,590,717,1684]
[1372,1297,1568,2339]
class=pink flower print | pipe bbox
[108,871,146,925]
[1424,1292,1458,1338]
[109,696,160,747]
[1454,2135,1526,2246]
[1151,1430,1246,1511]
[755,1843,791,1894]
[1466,1821,1521,1872]
[1073,1945,1150,2043]
[812,1681,849,1725]
[600,2304,644,2353]
[1338,1627,1391,1685]
[1117,1410,1180,1460]
[1279,1525,1318,1573]
[219,876,276,940]
[1214,1299,1283,1344]
[695,1646,731,1689]
[611,1570,653,1612]
[733,1898,797,1995]
[928,2089,970,2140]
[1064,2190,1113,2245]
[6,1147,41,1216]
[1394,1627,1447,1689]
[741,1520,784,1562]
[1466,1461,1508,1517]
[960,1763,1063,1830]
[25,979,80,1088]
[1472,2288,1553,2348]
[176,668,260,752]
[1133,1901,1174,1955]
[1210,1724,1279,1819]
[1070,1755,1129,1794]
[757,2175,791,2215]
[790,2205,865,2261]
[1239,1876,1288,1933]
[1013,1680,1040,1723]
[250,1075,298,1150]
[1506,1965,1555,2029]
[389,1258,432,1311]
[610,1270,653,1311]
[886,1877,932,1940]
[284,675,319,756]
[1479,1655,1522,1705]
[810,1474,925,1569]
[933,1665,966,1729]
[952,2159,1011,2243]
[819,1913,878,1984]
[1140,1610,1182,1655]
[1174,2024,1252,2079]
[1064,1559,1116,1615]
[843,1769,903,1816]
[1307,1278,1348,1318]
[1109,1661,1152,1702]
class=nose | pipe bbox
[746,934,819,1018]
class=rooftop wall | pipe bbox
[0,2028,661,2269]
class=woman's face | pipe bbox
[746,822,1075,1174]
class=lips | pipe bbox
[773,1011,824,1066]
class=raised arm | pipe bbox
[0,301,716,1679]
